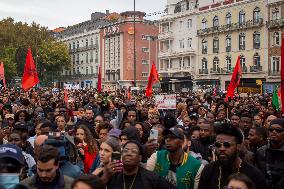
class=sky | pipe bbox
[0,0,166,29]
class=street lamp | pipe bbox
[133,0,136,87]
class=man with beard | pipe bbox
[190,120,214,161]
[256,118,284,189]
[146,127,203,189]
[247,127,267,154]
[198,123,267,189]
[230,114,240,128]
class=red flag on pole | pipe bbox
[145,63,159,97]
[64,89,68,106]
[22,48,39,91]
[97,64,102,93]
[0,62,6,89]
[226,55,242,101]
[281,34,284,113]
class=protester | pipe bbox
[21,145,73,188]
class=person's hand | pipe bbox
[144,139,158,158]
[101,160,123,184]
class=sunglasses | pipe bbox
[269,128,284,134]
[214,141,235,148]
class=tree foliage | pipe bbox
[0,17,70,85]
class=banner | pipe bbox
[155,94,176,109]
[64,83,80,90]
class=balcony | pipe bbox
[60,73,98,80]
[199,69,208,74]
[250,66,262,72]
[158,31,173,40]
[158,49,172,58]
[69,44,98,53]
[197,18,264,36]
[267,18,284,29]
[221,67,232,74]
[268,70,280,76]
[210,67,221,74]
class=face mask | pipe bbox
[0,173,20,189]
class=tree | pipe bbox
[0,17,71,85]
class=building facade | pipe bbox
[266,0,283,93]
[158,0,199,91]
[55,12,110,88]
[196,0,268,92]
[100,11,158,91]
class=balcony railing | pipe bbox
[221,67,232,74]
[268,70,280,76]
[199,69,208,74]
[158,31,173,40]
[267,18,284,29]
[210,67,221,74]
[197,18,263,36]
[250,66,262,72]
[242,66,248,73]
[69,44,98,53]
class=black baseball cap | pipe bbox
[163,127,184,140]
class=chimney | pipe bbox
[106,10,110,15]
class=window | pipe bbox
[271,57,280,72]
[239,10,245,25]
[73,54,75,64]
[76,54,79,64]
[86,53,89,63]
[202,39,207,54]
[69,43,71,50]
[188,19,192,29]
[90,51,94,62]
[239,33,245,50]
[253,53,261,69]
[240,55,246,68]
[226,12,232,25]
[179,58,184,68]
[91,38,93,46]
[202,58,207,70]
[77,67,80,74]
[253,31,260,49]
[226,35,231,52]
[253,7,261,24]
[202,18,207,30]
[142,47,149,52]
[187,38,192,48]
[179,20,183,29]
[86,66,89,75]
[226,56,232,71]
[72,42,75,49]
[213,38,219,53]
[90,66,94,74]
[179,39,185,48]
[86,39,88,47]
[142,60,149,64]
[272,8,280,20]
[73,68,76,75]
[213,16,219,27]
[213,57,219,72]
[76,41,79,48]
[273,32,280,46]
[142,72,148,77]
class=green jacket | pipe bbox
[154,150,201,189]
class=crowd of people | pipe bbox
[0,87,283,189]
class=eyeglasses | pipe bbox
[122,148,139,155]
[268,128,284,134]
[214,141,235,148]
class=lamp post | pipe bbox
[133,0,136,87]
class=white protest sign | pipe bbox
[155,94,176,109]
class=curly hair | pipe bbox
[75,124,98,154]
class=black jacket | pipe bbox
[107,167,175,189]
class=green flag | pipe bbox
[272,88,280,111]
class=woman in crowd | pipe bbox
[75,124,99,173]
[225,174,255,189]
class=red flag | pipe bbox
[226,55,242,101]
[64,89,68,106]
[145,63,159,97]
[97,64,102,93]
[0,62,6,89]
[22,48,39,91]
[281,34,284,113]
[127,86,131,100]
